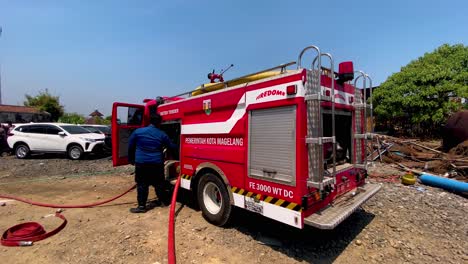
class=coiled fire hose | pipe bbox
[0,184,136,246]
[1,212,67,247]
[168,176,182,264]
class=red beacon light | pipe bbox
[338,61,354,84]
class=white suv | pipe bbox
[7,123,105,160]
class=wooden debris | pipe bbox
[409,141,444,154]
[368,135,467,182]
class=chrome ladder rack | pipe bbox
[353,72,374,169]
[298,46,337,190]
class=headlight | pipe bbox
[80,137,96,142]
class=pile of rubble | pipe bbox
[368,135,468,182]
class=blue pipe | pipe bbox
[419,174,468,193]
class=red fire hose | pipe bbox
[0,184,136,208]
[0,184,136,247]
[1,212,67,247]
[168,176,181,264]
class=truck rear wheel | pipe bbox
[197,173,232,226]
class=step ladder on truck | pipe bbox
[111,44,381,229]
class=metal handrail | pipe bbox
[364,74,373,168]
[297,46,321,69]
[355,71,367,137]
[353,71,366,97]
[224,61,296,86]
[365,74,373,133]
[316,53,337,182]
[353,70,366,166]
[168,61,297,100]
[300,45,322,186]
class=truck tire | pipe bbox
[68,145,84,160]
[197,173,232,226]
[15,144,30,159]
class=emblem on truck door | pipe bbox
[203,99,212,115]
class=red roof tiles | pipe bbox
[0,104,42,114]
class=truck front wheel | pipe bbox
[197,173,232,226]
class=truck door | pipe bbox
[112,102,145,166]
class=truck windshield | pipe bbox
[60,125,92,134]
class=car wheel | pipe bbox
[15,144,30,159]
[197,173,232,226]
[68,145,84,160]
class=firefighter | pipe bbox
[128,113,177,213]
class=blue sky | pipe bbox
[0,0,467,116]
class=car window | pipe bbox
[28,125,46,134]
[82,126,100,133]
[96,126,110,134]
[15,126,29,132]
[60,125,92,134]
[128,108,143,125]
[45,125,62,135]
[149,104,158,117]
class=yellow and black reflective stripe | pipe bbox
[180,174,192,180]
[231,187,302,212]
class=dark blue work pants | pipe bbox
[134,163,170,207]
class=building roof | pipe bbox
[85,116,101,124]
[89,109,104,117]
[0,104,43,114]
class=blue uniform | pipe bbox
[128,125,176,165]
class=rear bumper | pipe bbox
[304,182,381,229]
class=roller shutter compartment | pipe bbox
[249,105,296,185]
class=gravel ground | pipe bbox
[0,156,467,264]
[0,154,132,180]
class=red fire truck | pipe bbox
[112,45,381,229]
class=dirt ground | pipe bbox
[0,156,467,264]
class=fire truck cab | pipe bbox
[112,45,381,229]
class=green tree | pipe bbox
[103,115,112,125]
[373,44,468,136]
[58,113,86,124]
[24,89,65,121]
[88,116,111,125]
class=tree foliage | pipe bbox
[58,113,86,124]
[373,44,468,136]
[104,115,112,125]
[88,116,111,125]
[24,89,65,121]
